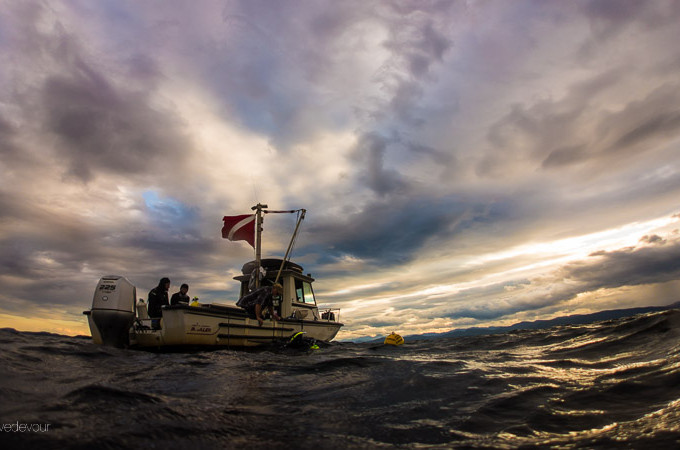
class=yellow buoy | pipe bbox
[384,332,404,346]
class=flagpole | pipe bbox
[251,203,267,289]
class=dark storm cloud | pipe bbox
[380,5,454,126]
[202,0,455,150]
[439,281,547,321]
[639,234,666,245]
[0,1,192,184]
[541,145,587,169]
[482,76,680,175]
[207,1,367,149]
[484,70,615,169]
[581,0,680,39]
[350,130,457,197]
[0,114,19,157]
[0,236,93,304]
[447,305,514,321]
[577,0,680,61]
[0,194,100,260]
[480,97,586,176]
[307,196,463,264]
[124,235,218,271]
[475,1,680,177]
[600,85,680,156]
[442,235,680,322]
[42,62,188,183]
[612,111,680,151]
[0,222,221,311]
[564,240,680,291]
[0,189,220,310]
[306,193,522,269]
[0,207,104,309]
[351,318,406,329]
[352,132,410,196]
[0,114,15,138]
[405,141,455,166]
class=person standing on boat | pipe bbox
[236,283,283,326]
[170,283,190,305]
[148,277,171,324]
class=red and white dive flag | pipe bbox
[222,215,255,248]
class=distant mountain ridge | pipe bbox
[353,302,680,343]
[406,302,680,341]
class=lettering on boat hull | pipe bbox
[187,323,213,334]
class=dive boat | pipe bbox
[84,204,343,349]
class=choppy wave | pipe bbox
[1,309,680,449]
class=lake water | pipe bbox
[2,309,680,448]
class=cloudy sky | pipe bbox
[1,0,680,340]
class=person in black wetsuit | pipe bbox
[170,283,190,305]
[236,283,282,326]
[148,277,170,322]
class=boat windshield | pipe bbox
[295,279,316,305]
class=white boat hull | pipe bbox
[130,304,342,348]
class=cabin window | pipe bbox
[294,279,316,305]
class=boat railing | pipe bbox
[133,317,155,333]
[320,308,340,323]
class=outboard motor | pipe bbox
[86,276,136,347]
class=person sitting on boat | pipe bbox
[236,283,283,326]
[189,296,200,307]
[147,278,170,327]
[170,283,190,305]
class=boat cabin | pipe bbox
[234,258,337,322]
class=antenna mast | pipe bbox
[274,209,306,285]
[251,203,267,288]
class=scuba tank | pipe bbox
[288,332,319,350]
